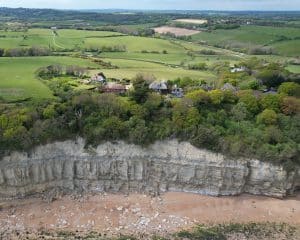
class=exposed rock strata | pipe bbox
[0,139,299,199]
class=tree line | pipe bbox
[0,46,51,57]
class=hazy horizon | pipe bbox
[0,0,300,11]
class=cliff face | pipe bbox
[0,139,299,199]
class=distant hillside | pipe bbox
[0,7,179,25]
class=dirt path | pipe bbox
[51,31,65,49]
[0,192,299,236]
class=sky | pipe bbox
[0,0,300,11]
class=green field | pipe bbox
[98,57,217,81]
[84,35,185,53]
[54,29,124,49]
[271,39,300,56]
[100,39,241,66]
[0,29,53,49]
[287,65,300,73]
[101,52,190,65]
[0,28,124,50]
[192,26,300,56]
[0,56,99,101]
[0,29,189,53]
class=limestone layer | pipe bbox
[0,139,299,199]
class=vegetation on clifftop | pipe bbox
[0,57,299,169]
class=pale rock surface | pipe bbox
[0,138,299,199]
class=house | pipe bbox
[149,81,169,94]
[221,83,237,92]
[201,84,213,91]
[125,84,133,91]
[230,66,246,73]
[263,88,277,95]
[91,72,107,83]
[50,26,58,30]
[171,86,184,98]
[102,82,126,94]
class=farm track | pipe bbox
[51,31,66,49]
[174,40,247,59]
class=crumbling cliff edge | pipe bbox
[0,139,299,199]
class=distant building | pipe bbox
[201,84,213,91]
[125,84,133,91]
[221,83,237,92]
[171,86,184,98]
[102,82,126,94]
[91,72,106,83]
[263,88,277,95]
[50,27,58,30]
[230,66,246,73]
[149,81,169,94]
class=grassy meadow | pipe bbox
[98,57,217,81]
[54,29,124,49]
[287,64,300,73]
[84,35,185,53]
[0,56,99,101]
[100,52,189,65]
[0,28,123,50]
[192,25,300,56]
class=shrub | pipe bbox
[248,80,260,90]
[257,70,285,89]
[257,109,278,125]
[188,62,208,70]
[281,97,300,115]
[186,89,210,106]
[130,74,151,104]
[278,82,300,97]
[209,90,224,105]
[260,94,282,112]
[238,91,260,115]
[43,105,56,119]
[199,49,217,55]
